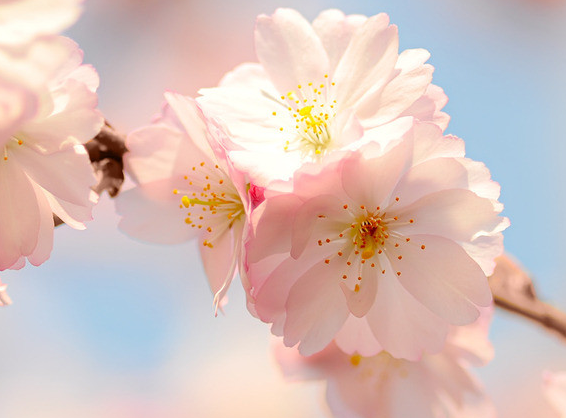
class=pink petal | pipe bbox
[290,194,349,259]
[0,279,12,306]
[255,8,329,94]
[335,315,383,356]
[0,160,40,270]
[0,36,80,90]
[412,121,464,164]
[116,177,200,245]
[357,48,434,127]
[246,194,302,264]
[366,268,449,360]
[252,241,340,328]
[341,136,411,208]
[400,84,450,131]
[27,181,54,266]
[339,265,378,318]
[43,187,96,230]
[394,189,504,242]
[388,234,491,325]
[125,123,209,185]
[392,157,471,207]
[164,93,217,162]
[218,62,272,90]
[200,221,243,312]
[20,79,103,151]
[12,143,95,206]
[0,80,37,142]
[333,13,398,110]
[461,234,505,276]
[284,261,350,355]
[67,64,100,92]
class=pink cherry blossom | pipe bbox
[116,93,251,311]
[0,37,103,270]
[0,278,11,306]
[198,8,449,185]
[275,309,496,418]
[544,371,566,418]
[245,121,508,359]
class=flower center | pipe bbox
[3,135,24,161]
[274,75,337,159]
[315,199,423,287]
[173,161,244,249]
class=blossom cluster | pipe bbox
[0,0,103,277]
[117,8,509,417]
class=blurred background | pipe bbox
[1,0,566,416]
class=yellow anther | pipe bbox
[350,354,362,366]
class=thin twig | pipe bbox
[54,121,127,226]
[490,255,566,342]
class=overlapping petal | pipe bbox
[245,121,506,358]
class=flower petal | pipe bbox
[284,261,350,355]
[311,9,367,75]
[388,234,491,325]
[116,177,200,245]
[255,8,329,94]
[12,143,95,206]
[366,268,448,360]
[400,84,450,131]
[334,315,383,356]
[394,189,504,242]
[27,181,54,266]
[200,221,243,312]
[357,48,434,127]
[0,160,40,269]
[333,13,398,110]
[341,134,411,208]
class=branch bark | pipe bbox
[490,255,566,342]
[54,121,127,226]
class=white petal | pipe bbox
[333,13,398,110]
[312,9,367,75]
[255,8,329,94]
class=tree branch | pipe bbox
[490,255,566,342]
[54,121,127,226]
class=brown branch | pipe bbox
[490,254,566,342]
[54,121,127,226]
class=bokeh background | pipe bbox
[1,0,566,416]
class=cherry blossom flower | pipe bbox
[0,0,83,46]
[198,8,449,185]
[543,371,566,418]
[245,120,508,359]
[275,309,496,418]
[116,93,251,311]
[0,36,103,270]
[0,278,12,306]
